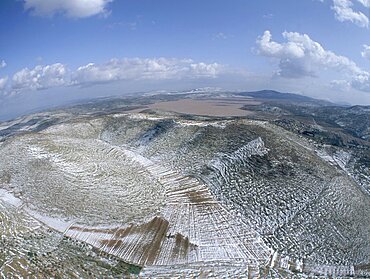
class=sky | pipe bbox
[0,0,370,120]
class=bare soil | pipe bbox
[147,98,259,116]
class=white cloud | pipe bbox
[24,0,112,18]
[357,0,370,7]
[214,32,227,40]
[12,63,68,91]
[256,30,362,78]
[332,0,369,28]
[1,58,229,95]
[256,30,370,92]
[0,77,8,90]
[190,62,222,77]
[330,79,352,91]
[362,44,370,60]
[351,72,370,91]
[72,58,223,85]
[0,60,6,69]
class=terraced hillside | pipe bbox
[0,92,369,278]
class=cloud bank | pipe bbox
[0,58,230,96]
[12,63,68,91]
[72,58,222,85]
[24,0,113,18]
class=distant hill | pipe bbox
[237,90,334,105]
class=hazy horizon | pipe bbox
[1,0,370,120]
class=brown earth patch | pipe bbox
[148,99,256,117]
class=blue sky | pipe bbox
[0,0,370,119]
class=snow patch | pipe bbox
[0,189,22,207]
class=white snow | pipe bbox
[0,189,22,207]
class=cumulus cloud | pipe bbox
[351,72,370,91]
[24,0,112,18]
[362,44,370,60]
[332,0,369,28]
[256,30,370,92]
[12,63,68,91]
[0,60,6,69]
[72,58,223,85]
[256,30,362,78]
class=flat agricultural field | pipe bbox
[148,98,259,116]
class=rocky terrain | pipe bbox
[0,90,369,278]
